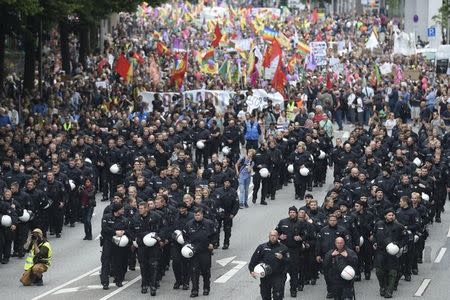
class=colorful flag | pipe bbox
[211,23,223,48]
[115,53,131,81]
[296,42,310,55]
[149,56,160,85]
[310,8,318,24]
[218,60,230,81]
[126,62,133,83]
[262,26,278,41]
[277,33,291,49]
[132,52,144,64]
[262,39,282,68]
[171,52,188,90]
[202,48,215,61]
[156,42,170,56]
[272,61,286,96]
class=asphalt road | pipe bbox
[1,131,449,300]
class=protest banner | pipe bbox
[309,41,327,66]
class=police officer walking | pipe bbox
[132,201,163,295]
[275,206,303,297]
[213,178,239,250]
[100,203,131,290]
[323,237,358,300]
[249,230,290,300]
[183,208,216,298]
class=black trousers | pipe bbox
[102,171,120,200]
[253,173,269,202]
[65,191,79,224]
[294,173,308,199]
[137,246,160,288]
[49,205,64,234]
[216,216,233,246]
[0,229,13,260]
[195,148,209,169]
[358,241,373,275]
[190,251,211,292]
[268,168,280,198]
[100,241,129,285]
[171,244,190,285]
[13,222,28,256]
[287,248,300,292]
[260,273,286,300]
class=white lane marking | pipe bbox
[95,234,101,241]
[414,278,431,297]
[98,276,141,300]
[216,256,236,267]
[214,261,247,283]
[434,247,447,263]
[53,283,125,295]
[31,266,101,300]
[447,226,450,238]
[89,267,140,276]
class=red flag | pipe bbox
[171,52,188,90]
[115,53,131,80]
[315,30,323,42]
[311,8,318,24]
[262,39,282,68]
[211,24,223,48]
[133,52,144,64]
[272,60,286,97]
[156,42,170,56]
[97,58,109,73]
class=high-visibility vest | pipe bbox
[63,122,72,131]
[24,241,52,270]
[286,102,296,119]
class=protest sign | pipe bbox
[309,41,327,66]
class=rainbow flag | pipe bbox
[262,26,278,41]
[297,42,310,55]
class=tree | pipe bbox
[0,0,41,93]
[432,1,450,44]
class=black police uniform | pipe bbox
[323,246,358,300]
[275,216,304,296]
[45,179,65,236]
[183,217,216,296]
[213,184,239,248]
[171,210,194,289]
[373,218,407,298]
[249,240,290,300]
[132,210,163,294]
[100,213,131,288]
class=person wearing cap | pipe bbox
[212,177,239,250]
[99,202,131,290]
[373,209,408,298]
[249,230,290,300]
[275,206,305,297]
[323,237,358,300]
[20,228,52,286]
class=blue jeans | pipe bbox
[334,109,343,130]
[239,176,251,205]
[82,206,94,238]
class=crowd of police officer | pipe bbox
[249,122,450,299]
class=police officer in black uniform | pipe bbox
[252,142,269,205]
[100,203,131,290]
[275,206,304,297]
[315,214,352,298]
[171,202,194,290]
[132,201,163,295]
[183,208,216,298]
[373,209,408,298]
[45,171,66,238]
[249,230,290,300]
[213,177,239,249]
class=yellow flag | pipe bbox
[277,32,291,50]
